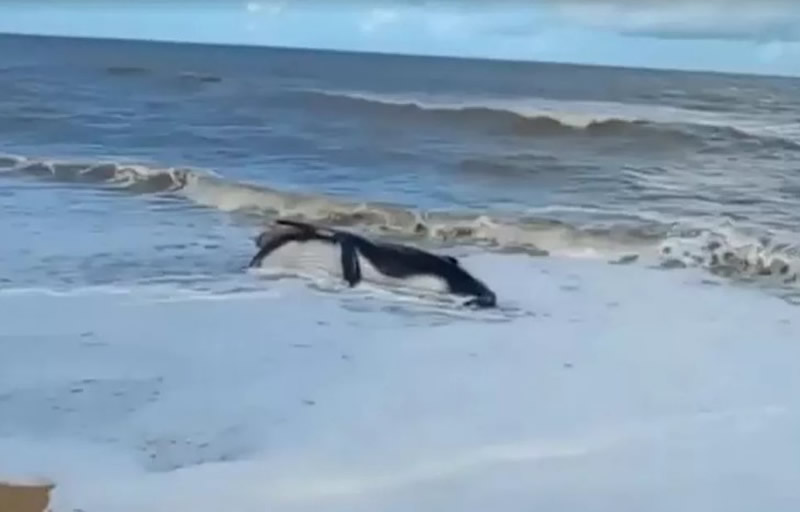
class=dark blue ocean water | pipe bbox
[2,32,800,295]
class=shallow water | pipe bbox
[2,33,800,511]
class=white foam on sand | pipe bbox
[2,253,800,512]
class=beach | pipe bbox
[0,482,53,512]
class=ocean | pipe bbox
[2,32,800,511]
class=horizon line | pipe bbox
[1,30,798,81]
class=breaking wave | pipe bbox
[290,89,800,150]
[5,152,800,295]
[1,154,202,194]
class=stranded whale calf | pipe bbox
[248,219,497,308]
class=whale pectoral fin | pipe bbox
[248,247,271,268]
[248,232,291,268]
[339,237,361,287]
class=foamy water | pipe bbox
[2,255,799,512]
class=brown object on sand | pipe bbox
[0,482,54,512]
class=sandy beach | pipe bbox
[0,482,53,512]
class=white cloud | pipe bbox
[244,1,288,16]
[359,7,401,33]
[266,1,289,16]
[551,1,800,42]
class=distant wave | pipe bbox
[104,65,222,84]
[177,71,223,84]
[0,154,196,194]
[5,152,800,295]
[105,66,150,76]
[298,89,638,128]
[290,89,800,151]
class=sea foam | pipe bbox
[1,253,799,512]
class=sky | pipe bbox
[1,1,800,77]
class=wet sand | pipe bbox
[0,482,53,512]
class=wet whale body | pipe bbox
[248,219,498,308]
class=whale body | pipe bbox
[248,219,497,308]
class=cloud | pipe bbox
[233,1,800,44]
[359,7,401,33]
[405,1,800,42]
[550,1,800,42]
[244,0,288,16]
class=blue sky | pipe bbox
[1,1,800,76]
